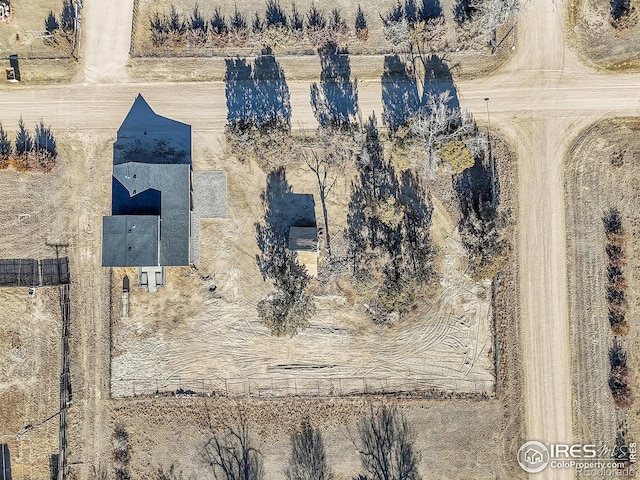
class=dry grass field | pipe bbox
[100,396,523,480]
[568,0,640,71]
[565,118,640,460]
[0,0,78,83]
[0,131,113,479]
[0,287,61,480]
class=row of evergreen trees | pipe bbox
[0,119,57,173]
[149,2,368,48]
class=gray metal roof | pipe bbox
[102,215,159,267]
[111,162,191,266]
[289,227,318,251]
[102,95,193,268]
[190,171,227,263]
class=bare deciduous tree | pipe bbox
[304,150,336,256]
[286,421,334,480]
[409,90,474,167]
[471,0,519,47]
[353,404,420,480]
[202,411,264,480]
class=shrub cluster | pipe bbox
[347,116,435,324]
[603,208,633,409]
[149,2,367,49]
[113,423,131,480]
[603,208,628,336]
[609,339,633,408]
[0,119,57,173]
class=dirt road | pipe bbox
[2,0,640,477]
[81,0,134,83]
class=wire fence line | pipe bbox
[113,376,495,399]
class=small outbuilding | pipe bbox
[289,226,319,277]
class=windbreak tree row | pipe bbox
[0,118,57,173]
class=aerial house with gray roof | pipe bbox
[102,95,226,290]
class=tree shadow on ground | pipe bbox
[418,0,442,20]
[346,115,435,321]
[422,54,460,111]
[453,0,479,24]
[225,48,291,131]
[256,167,316,279]
[310,42,359,127]
[381,55,421,132]
[348,115,401,262]
[381,54,459,131]
[453,150,507,279]
[399,170,434,281]
[454,151,497,217]
[611,0,631,21]
[385,0,442,23]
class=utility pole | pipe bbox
[485,97,496,205]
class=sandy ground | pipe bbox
[2,0,640,477]
[80,0,134,83]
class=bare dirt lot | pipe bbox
[568,0,640,71]
[110,131,517,399]
[565,118,640,461]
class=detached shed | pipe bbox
[289,227,319,277]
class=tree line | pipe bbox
[110,403,421,480]
[149,2,368,49]
[602,207,633,463]
[602,208,633,408]
[0,118,57,173]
